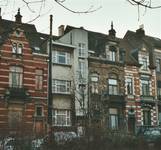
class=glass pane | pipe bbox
[109,79,117,85]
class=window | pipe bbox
[157,81,161,100]
[109,108,118,129]
[158,88,161,99]
[78,43,85,57]
[12,43,17,53]
[52,79,70,94]
[52,51,70,65]
[52,110,71,126]
[141,57,148,70]
[18,44,22,54]
[156,59,160,72]
[110,51,116,61]
[106,46,117,62]
[159,112,161,125]
[78,60,86,79]
[141,79,150,96]
[35,106,43,116]
[143,109,151,125]
[126,78,133,95]
[35,69,43,90]
[108,79,118,95]
[9,66,23,88]
[12,43,22,54]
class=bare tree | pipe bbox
[127,0,161,9]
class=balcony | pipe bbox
[140,95,155,104]
[102,92,125,104]
[4,87,30,102]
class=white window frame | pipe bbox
[109,108,118,130]
[141,79,150,96]
[126,78,133,95]
[9,66,23,88]
[12,43,23,54]
[52,109,71,126]
[156,58,160,72]
[52,51,70,65]
[108,79,118,95]
[52,79,70,94]
[141,57,148,70]
[78,43,85,57]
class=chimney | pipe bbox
[15,8,22,23]
[58,25,64,36]
[136,24,145,37]
[108,21,116,38]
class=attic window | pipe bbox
[15,30,20,37]
[12,43,22,54]
[34,47,40,51]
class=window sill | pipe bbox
[52,63,72,67]
[52,125,71,127]
[52,92,71,95]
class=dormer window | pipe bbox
[106,45,117,62]
[141,57,148,70]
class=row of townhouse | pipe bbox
[0,9,161,137]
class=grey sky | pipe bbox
[0,0,161,38]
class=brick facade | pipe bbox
[0,12,48,137]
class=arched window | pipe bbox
[18,44,22,54]
[12,43,17,53]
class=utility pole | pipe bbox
[48,15,53,130]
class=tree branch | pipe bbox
[127,0,161,9]
[54,0,102,14]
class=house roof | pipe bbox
[0,18,48,54]
[120,29,161,66]
[64,25,121,57]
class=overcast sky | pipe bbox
[0,0,161,38]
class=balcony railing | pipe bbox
[140,95,155,103]
[4,87,30,101]
[102,92,125,104]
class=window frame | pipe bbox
[109,108,118,130]
[108,79,118,95]
[52,79,71,94]
[126,78,133,95]
[35,106,44,117]
[143,109,151,126]
[12,42,23,54]
[142,57,148,70]
[52,109,71,126]
[78,43,85,57]
[52,51,70,65]
[9,66,23,88]
[156,58,161,72]
[78,60,86,79]
[35,69,43,90]
[141,79,150,96]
